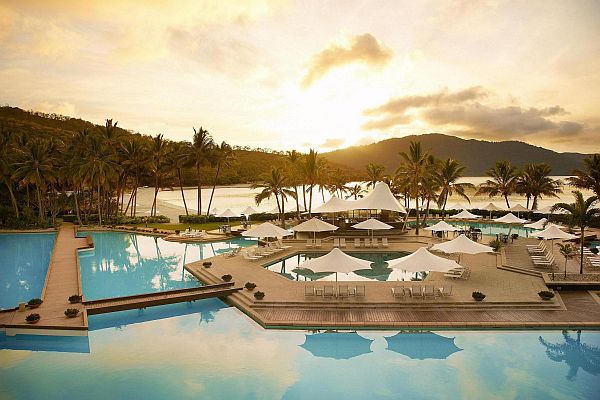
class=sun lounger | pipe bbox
[337,285,349,298]
[304,285,315,297]
[276,239,292,249]
[533,255,555,267]
[354,238,361,248]
[439,284,452,296]
[333,238,340,247]
[339,238,346,248]
[364,238,371,248]
[444,270,463,279]
[306,239,314,248]
[411,285,423,298]
[423,285,435,298]
[224,247,241,258]
[323,285,335,298]
[372,238,380,248]
[391,286,406,298]
[382,237,389,248]
[315,238,322,248]
[243,251,261,261]
[354,285,365,297]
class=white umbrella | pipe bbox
[353,182,407,213]
[269,204,306,214]
[424,221,458,232]
[524,218,547,230]
[209,208,219,216]
[292,217,338,239]
[538,205,570,215]
[493,213,527,224]
[241,206,259,215]
[534,225,577,240]
[387,248,461,281]
[352,218,394,239]
[241,222,292,238]
[299,248,373,281]
[431,234,494,256]
[312,196,353,213]
[509,204,529,212]
[448,210,482,219]
[317,272,373,282]
[481,202,502,218]
[218,208,240,224]
[448,202,468,210]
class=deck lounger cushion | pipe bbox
[306,239,314,248]
[340,238,346,248]
[323,285,335,297]
[372,238,380,248]
[364,238,371,248]
[315,239,322,248]
[305,285,315,297]
[382,238,389,248]
[354,238,361,248]
[333,238,340,247]
[424,285,435,297]
[355,285,366,297]
[411,285,423,297]
[338,285,349,298]
[391,287,405,298]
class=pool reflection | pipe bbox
[539,330,600,380]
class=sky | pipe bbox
[1,0,599,153]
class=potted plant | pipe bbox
[64,308,80,318]
[489,239,503,252]
[203,261,212,268]
[245,282,257,291]
[175,230,180,235]
[222,274,232,282]
[27,298,43,308]
[538,290,555,300]
[472,291,486,301]
[68,294,82,304]
[25,313,40,324]
[153,227,158,233]
[254,291,265,300]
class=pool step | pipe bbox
[498,265,544,277]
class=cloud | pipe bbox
[320,137,345,149]
[361,114,412,131]
[301,33,392,87]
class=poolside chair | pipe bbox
[276,239,292,249]
[423,285,435,298]
[382,237,389,248]
[337,285,349,299]
[440,284,452,296]
[364,238,371,248]
[304,285,315,297]
[533,255,555,267]
[339,238,346,248]
[354,238,361,248]
[411,285,423,298]
[323,285,335,298]
[372,237,380,248]
[306,239,314,248]
[243,251,261,261]
[391,286,406,298]
[267,243,283,253]
[333,238,340,247]
[354,285,365,298]
[315,238,322,248]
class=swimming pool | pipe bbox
[0,301,598,399]
[0,233,55,309]
[78,232,256,300]
[423,220,538,237]
[264,251,428,282]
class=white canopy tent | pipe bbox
[353,182,407,213]
[387,247,461,280]
[299,248,373,281]
[448,210,482,219]
[448,202,469,210]
[509,204,529,212]
[524,218,548,230]
[317,272,373,282]
[241,222,292,239]
[351,218,394,239]
[538,205,570,215]
[312,196,354,213]
[493,213,528,224]
[425,220,458,232]
[241,206,259,216]
[218,208,240,224]
[482,202,502,218]
[292,217,338,239]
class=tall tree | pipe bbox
[477,160,519,208]
[285,150,303,216]
[0,129,19,217]
[397,141,429,234]
[149,134,169,217]
[251,167,296,226]
[569,154,600,198]
[206,141,234,216]
[301,149,324,214]
[517,163,562,210]
[187,127,214,215]
[365,163,386,188]
[433,158,473,219]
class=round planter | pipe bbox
[473,297,485,302]
[26,317,40,324]
[65,312,79,319]
[203,262,212,269]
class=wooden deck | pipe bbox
[83,283,241,315]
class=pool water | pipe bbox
[78,232,255,300]
[426,220,537,238]
[1,301,599,399]
[265,251,427,282]
[0,233,55,309]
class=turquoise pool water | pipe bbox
[264,251,427,282]
[1,301,599,399]
[78,232,255,300]
[424,220,537,237]
[0,233,55,309]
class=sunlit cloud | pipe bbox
[320,137,346,149]
[301,33,392,88]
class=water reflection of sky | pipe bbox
[0,301,599,399]
[78,232,255,300]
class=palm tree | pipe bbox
[149,134,169,217]
[420,157,440,225]
[120,137,148,217]
[557,243,577,280]
[347,183,366,200]
[365,163,386,188]
[552,191,599,274]
[328,168,350,198]
[165,141,191,216]
[187,127,214,215]
[397,141,429,234]
[251,167,296,226]
[539,331,600,380]
[0,129,19,217]
[433,158,474,219]
[477,161,519,208]
[206,141,234,216]
[517,164,562,210]
[285,150,303,216]
[301,149,323,214]
[569,154,600,198]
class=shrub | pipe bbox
[222,274,232,282]
[28,298,43,307]
[245,282,257,291]
[64,308,80,318]
[472,291,486,301]
[202,261,212,268]
[254,291,265,300]
[68,294,82,303]
[538,290,555,300]
[25,313,40,323]
[591,247,599,255]
[489,239,503,252]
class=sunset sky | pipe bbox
[1,0,599,153]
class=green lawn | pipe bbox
[130,222,243,232]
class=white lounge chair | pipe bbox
[323,285,335,298]
[276,239,292,249]
[315,238,322,248]
[354,238,361,248]
[306,239,314,248]
[411,285,423,298]
[333,238,340,247]
[243,251,261,261]
[304,285,315,297]
[354,285,365,297]
[372,237,380,248]
[337,285,349,299]
[440,284,452,296]
[364,238,371,248]
[391,287,406,298]
[423,285,435,298]
[382,237,389,248]
[339,238,346,248]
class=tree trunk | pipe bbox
[280,196,285,227]
[176,168,188,216]
[580,227,585,274]
[274,193,282,226]
[197,165,202,215]
[415,196,420,235]
[302,184,307,212]
[5,182,19,218]
[207,162,221,216]
[504,195,510,208]
[294,186,300,217]
[36,185,43,222]
[97,181,102,226]
[74,187,83,226]
[424,198,431,225]
[309,184,313,215]
[532,195,538,211]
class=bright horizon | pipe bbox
[1,0,599,153]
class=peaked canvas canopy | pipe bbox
[387,247,461,273]
[431,234,494,255]
[448,202,468,210]
[241,222,292,238]
[425,221,458,232]
[509,204,529,212]
[534,225,577,240]
[218,208,240,218]
[292,218,338,237]
[448,210,482,219]
[524,218,548,230]
[317,271,373,282]
[538,205,570,215]
[209,208,219,216]
[352,218,394,231]
[241,206,259,215]
[311,196,353,213]
[493,212,527,224]
[299,248,373,277]
[482,203,502,211]
[353,182,407,213]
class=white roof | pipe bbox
[493,212,527,224]
[509,204,529,212]
[351,218,394,231]
[448,210,482,219]
[424,221,458,232]
[292,217,338,233]
[299,248,373,274]
[241,206,259,215]
[241,222,292,238]
[431,234,494,254]
[533,225,577,240]
[218,208,240,218]
[311,196,354,213]
[482,202,503,211]
[353,182,407,213]
[210,208,219,215]
[524,218,547,230]
[387,247,461,273]
[317,271,373,282]
[538,205,570,215]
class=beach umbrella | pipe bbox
[292,217,338,239]
[538,205,570,215]
[493,212,527,224]
[509,204,529,212]
[300,332,373,359]
[299,248,373,281]
[385,332,462,360]
[533,224,577,254]
[209,208,219,216]
[312,196,353,213]
[241,206,259,216]
[353,182,407,213]
[448,209,482,219]
[482,202,502,218]
[387,247,461,276]
[431,234,494,262]
[218,208,240,224]
[241,222,292,238]
[448,202,468,210]
[351,218,394,239]
[425,221,458,232]
[524,218,548,230]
